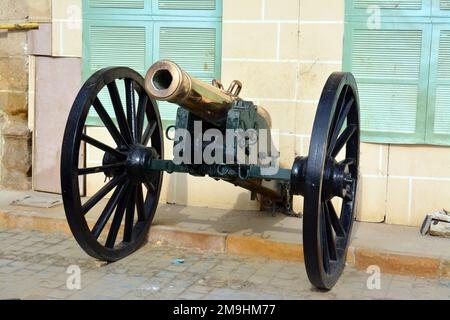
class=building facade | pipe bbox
[1,0,449,227]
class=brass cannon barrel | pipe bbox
[145,60,271,128]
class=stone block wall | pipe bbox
[0,0,51,189]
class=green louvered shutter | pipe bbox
[83,20,151,125]
[428,2,450,143]
[151,0,223,120]
[347,0,431,16]
[344,0,437,144]
[432,0,450,16]
[153,0,222,16]
[85,0,149,14]
[158,0,216,10]
[344,23,432,143]
[153,22,222,120]
[83,0,222,124]
[426,25,450,144]
[90,0,144,9]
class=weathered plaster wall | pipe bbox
[0,1,51,189]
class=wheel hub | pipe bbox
[290,156,355,201]
[323,158,354,201]
[103,144,159,183]
[102,150,126,178]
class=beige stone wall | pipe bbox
[220,0,345,213]
[51,0,82,57]
[0,0,51,189]
[63,0,450,227]
[384,145,450,226]
[220,0,450,227]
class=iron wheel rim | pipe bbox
[303,72,360,290]
[61,67,164,261]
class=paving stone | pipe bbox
[166,265,189,273]
[248,275,271,285]
[0,259,13,266]
[178,292,205,300]
[187,285,213,294]
[8,261,30,269]
[26,263,50,271]
[155,270,178,279]
[47,289,75,299]
[0,266,18,274]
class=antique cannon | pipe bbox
[61,60,360,290]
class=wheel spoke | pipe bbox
[93,98,128,148]
[344,184,354,201]
[124,185,137,242]
[328,96,355,155]
[105,181,131,248]
[142,121,157,146]
[340,198,355,231]
[78,162,125,176]
[91,181,127,239]
[125,79,137,143]
[340,158,356,167]
[136,94,148,142]
[82,173,126,215]
[321,207,331,272]
[81,134,126,159]
[323,204,338,261]
[107,81,133,144]
[326,201,346,238]
[136,184,146,222]
[144,178,156,194]
[330,124,357,158]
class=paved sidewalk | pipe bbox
[1,190,450,279]
[0,228,449,300]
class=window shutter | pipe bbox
[344,23,432,144]
[440,0,450,9]
[84,0,149,14]
[84,20,151,125]
[158,0,217,11]
[354,0,422,10]
[432,0,450,16]
[154,22,222,120]
[88,25,147,73]
[347,0,431,17]
[89,0,145,9]
[426,25,450,144]
[153,0,222,17]
[83,0,223,123]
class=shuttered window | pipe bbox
[426,25,450,144]
[82,0,222,124]
[154,22,221,119]
[344,0,450,145]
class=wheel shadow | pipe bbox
[152,191,303,243]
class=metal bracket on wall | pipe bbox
[0,23,39,31]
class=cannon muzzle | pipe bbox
[145,60,240,127]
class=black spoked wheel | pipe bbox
[303,72,360,290]
[61,67,164,262]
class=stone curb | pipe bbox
[1,209,449,279]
